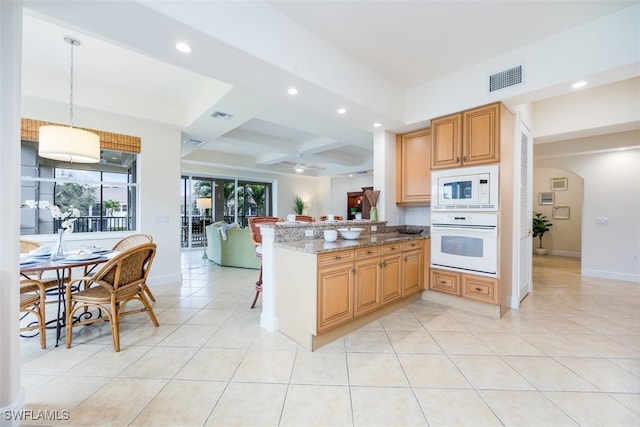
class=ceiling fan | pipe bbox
[274,154,323,173]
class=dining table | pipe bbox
[20,250,117,347]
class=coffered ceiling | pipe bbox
[20,1,638,176]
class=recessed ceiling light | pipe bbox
[295,166,304,173]
[288,87,298,95]
[337,108,347,114]
[373,123,382,128]
[572,80,587,89]
[176,42,191,53]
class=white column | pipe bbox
[0,1,25,426]
[259,226,279,332]
[373,129,402,225]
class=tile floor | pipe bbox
[19,253,640,426]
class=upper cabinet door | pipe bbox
[396,129,431,205]
[431,113,462,169]
[462,103,500,165]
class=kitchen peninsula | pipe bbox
[258,220,429,350]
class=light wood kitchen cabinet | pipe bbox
[401,243,423,297]
[423,238,430,290]
[396,129,431,205]
[430,269,461,295]
[380,244,403,305]
[354,247,382,317]
[317,251,354,332]
[462,274,498,304]
[431,102,500,169]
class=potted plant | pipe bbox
[293,195,305,215]
[532,212,553,255]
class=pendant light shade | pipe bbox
[38,36,100,163]
[39,125,101,163]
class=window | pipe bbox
[20,141,137,235]
[180,175,273,248]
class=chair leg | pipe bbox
[250,264,263,309]
[143,284,156,302]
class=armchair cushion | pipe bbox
[206,224,261,269]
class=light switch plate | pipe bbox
[371,225,377,232]
[305,229,314,237]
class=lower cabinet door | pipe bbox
[462,274,498,304]
[402,249,422,296]
[381,253,402,305]
[354,257,381,317]
[317,263,354,332]
[430,269,460,295]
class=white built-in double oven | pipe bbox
[430,165,499,277]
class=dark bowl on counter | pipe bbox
[396,225,425,235]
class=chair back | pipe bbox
[319,215,343,221]
[248,217,281,246]
[295,215,315,222]
[112,233,153,251]
[93,243,156,291]
[20,240,42,254]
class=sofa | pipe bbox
[205,223,260,269]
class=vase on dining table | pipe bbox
[51,229,67,260]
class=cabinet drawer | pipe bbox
[462,275,498,304]
[383,243,403,254]
[318,250,354,267]
[430,269,460,295]
[355,246,381,259]
[402,240,422,252]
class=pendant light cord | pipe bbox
[64,36,80,128]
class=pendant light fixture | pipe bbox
[38,36,100,163]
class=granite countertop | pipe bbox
[274,231,429,254]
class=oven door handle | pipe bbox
[431,225,497,236]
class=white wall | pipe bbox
[534,131,640,282]
[329,176,374,219]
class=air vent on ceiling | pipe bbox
[489,65,523,92]
[210,111,234,120]
[183,138,203,147]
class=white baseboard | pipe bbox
[582,269,640,283]
[548,250,581,257]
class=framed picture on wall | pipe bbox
[553,206,570,219]
[551,177,568,191]
[539,192,555,205]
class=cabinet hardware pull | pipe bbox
[475,287,482,292]
[367,250,373,254]
[335,256,342,259]
[440,281,446,285]
[404,256,408,262]
[456,156,460,163]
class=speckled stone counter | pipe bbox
[275,231,429,254]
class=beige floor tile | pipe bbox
[518,332,598,357]
[205,325,259,349]
[176,347,247,381]
[290,351,349,385]
[232,349,296,383]
[561,333,640,358]
[117,322,180,347]
[555,357,640,393]
[545,391,640,426]
[414,388,502,426]
[158,324,217,347]
[154,307,200,324]
[205,382,287,427]
[344,329,393,353]
[504,355,600,391]
[351,386,426,426]
[57,377,167,426]
[609,357,640,376]
[380,311,425,330]
[398,354,471,388]
[119,346,198,379]
[66,345,152,377]
[450,354,535,390]
[386,329,443,354]
[184,308,233,326]
[347,353,409,387]
[21,344,104,375]
[417,312,468,332]
[473,332,545,356]
[610,393,640,415]
[480,390,579,426]
[250,329,299,351]
[24,375,110,414]
[279,384,352,427]
[173,296,214,309]
[430,331,493,355]
[130,379,226,426]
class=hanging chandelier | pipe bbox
[38,36,100,163]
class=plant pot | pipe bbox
[534,247,547,255]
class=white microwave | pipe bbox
[432,164,499,211]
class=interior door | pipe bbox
[516,118,533,303]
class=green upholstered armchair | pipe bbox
[205,224,261,269]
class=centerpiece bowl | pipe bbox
[337,227,363,240]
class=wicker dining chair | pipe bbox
[294,215,315,222]
[111,233,156,302]
[319,215,343,221]
[65,242,159,352]
[20,279,47,349]
[248,216,282,309]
